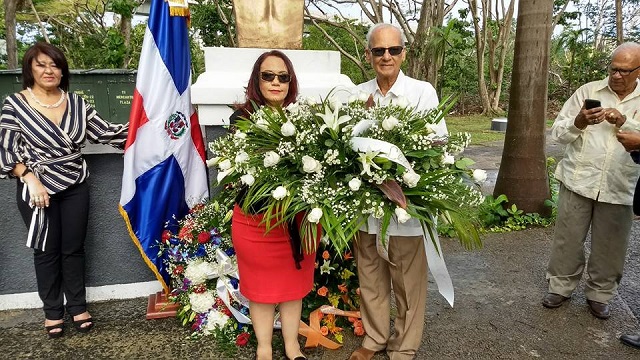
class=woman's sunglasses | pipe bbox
[260,72,291,83]
[369,46,404,57]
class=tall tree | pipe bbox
[304,0,458,85]
[467,0,516,115]
[493,0,553,215]
[3,0,20,69]
[615,0,623,44]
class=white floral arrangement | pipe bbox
[208,91,485,253]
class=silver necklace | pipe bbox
[26,87,66,109]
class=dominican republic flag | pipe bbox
[119,0,208,293]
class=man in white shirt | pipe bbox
[349,23,446,360]
[543,42,640,320]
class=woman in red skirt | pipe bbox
[230,50,316,360]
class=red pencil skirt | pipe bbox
[231,204,319,303]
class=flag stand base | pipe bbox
[146,291,178,320]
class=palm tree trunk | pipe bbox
[493,0,553,215]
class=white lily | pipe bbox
[358,150,382,176]
[317,104,352,133]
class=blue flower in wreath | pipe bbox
[195,245,207,257]
[169,237,180,246]
[211,236,222,246]
[230,277,239,289]
[225,248,235,256]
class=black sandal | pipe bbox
[73,317,94,333]
[45,322,64,339]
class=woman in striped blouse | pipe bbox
[0,42,128,338]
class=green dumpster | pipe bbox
[0,69,137,124]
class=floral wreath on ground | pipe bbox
[158,200,252,346]
[208,90,486,255]
[159,198,363,347]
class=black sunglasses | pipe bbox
[369,46,404,57]
[260,72,291,83]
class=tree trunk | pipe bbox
[469,0,515,115]
[4,0,19,69]
[406,1,444,85]
[120,16,132,67]
[615,0,623,44]
[493,0,553,216]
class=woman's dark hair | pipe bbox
[21,42,70,91]
[236,50,299,115]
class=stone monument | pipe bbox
[234,0,304,49]
[191,1,355,125]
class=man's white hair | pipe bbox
[366,23,407,48]
[612,42,640,57]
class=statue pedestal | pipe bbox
[192,48,355,125]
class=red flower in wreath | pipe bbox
[197,231,210,244]
[236,332,250,346]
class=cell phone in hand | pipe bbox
[584,99,601,110]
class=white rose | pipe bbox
[357,91,369,102]
[205,157,220,168]
[402,171,420,188]
[272,186,288,200]
[395,96,409,108]
[348,178,362,191]
[473,169,488,183]
[218,159,232,171]
[286,102,300,114]
[442,153,455,165]
[234,131,247,139]
[302,155,322,173]
[235,151,249,164]
[263,151,280,167]
[395,207,411,223]
[381,116,399,131]
[307,208,323,223]
[348,94,358,103]
[240,174,255,186]
[256,118,269,130]
[281,121,296,136]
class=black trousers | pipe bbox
[17,181,90,320]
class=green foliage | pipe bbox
[475,194,554,232]
[190,0,234,47]
[302,19,371,85]
[109,0,140,19]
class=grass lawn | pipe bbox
[447,114,505,146]
[447,115,556,146]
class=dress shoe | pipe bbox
[587,300,610,319]
[542,293,569,308]
[620,334,640,349]
[349,347,376,360]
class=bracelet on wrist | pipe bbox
[19,168,32,183]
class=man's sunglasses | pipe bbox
[260,72,291,83]
[369,46,404,57]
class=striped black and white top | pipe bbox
[0,92,128,250]
[0,92,128,192]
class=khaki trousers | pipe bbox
[354,231,427,360]
[546,185,632,303]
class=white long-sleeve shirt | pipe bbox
[552,77,640,205]
[356,71,446,236]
